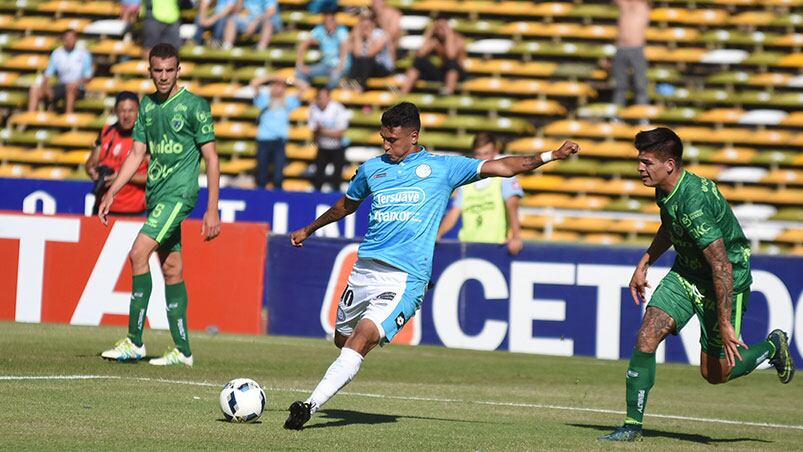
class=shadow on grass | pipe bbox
[215,419,263,425]
[305,409,495,429]
[568,423,773,445]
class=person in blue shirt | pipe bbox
[221,0,281,50]
[28,29,93,114]
[249,74,304,189]
[283,102,580,429]
[294,10,350,90]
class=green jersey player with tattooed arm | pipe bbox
[602,128,795,441]
[98,43,221,367]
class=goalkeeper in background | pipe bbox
[98,43,221,367]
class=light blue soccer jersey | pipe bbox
[346,147,484,282]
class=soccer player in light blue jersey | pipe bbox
[284,102,580,429]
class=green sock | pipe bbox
[728,340,776,381]
[127,272,152,347]
[624,349,656,426]
[166,281,191,357]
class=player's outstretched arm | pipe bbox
[290,196,362,247]
[200,141,221,241]
[480,141,580,178]
[629,224,671,305]
[703,238,747,367]
[98,141,147,225]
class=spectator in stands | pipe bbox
[221,0,280,50]
[141,0,182,58]
[27,29,92,114]
[309,87,349,192]
[120,0,141,30]
[294,10,350,90]
[612,0,650,107]
[308,0,337,13]
[249,75,304,189]
[85,91,147,216]
[349,8,394,92]
[436,133,524,255]
[193,0,237,46]
[370,0,402,62]
[400,15,466,95]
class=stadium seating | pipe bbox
[0,0,799,251]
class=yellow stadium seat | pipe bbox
[583,233,625,245]
[193,83,243,98]
[685,164,722,180]
[89,39,142,58]
[762,169,803,186]
[518,174,565,191]
[0,71,20,87]
[646,27,700,44]
[558,217,616,233]
[216,121,257,139]
[608,219,661,235]
[28,165,72,179]
[57,149,90,165]
[2,54,50,71]
[710,147,757,164]
[508,99,566,116]
[9,36,58,52]
[778,53,803,68]
[220,158,256,174]
[696,108,744,124]
[9,111,94,129]
[282,179,314,192]
[50,131,98,147]
[775,229,803,244]
[749,72,792,87]
[0,163,32,177]
[506,137,566,154]
[729,11,773,27]
[520,193,573,207]
[781,112,803,127]
[286,143,317,160]
[283,161,308,178]
[211,102,247,119]
[619,104,663,121]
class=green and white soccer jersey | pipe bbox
[655,170,752,292]
[133,87,215,250]
[133,87,215,208]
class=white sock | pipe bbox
[306,347,363,415]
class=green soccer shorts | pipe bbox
[140,199,194,252]
[648,270,749,358]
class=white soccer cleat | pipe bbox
[101,337,147,361]
[149,348,193,367]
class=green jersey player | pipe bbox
[99,43,221,367]
[602,128,795,441]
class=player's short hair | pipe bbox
[114,91,139,107]
[635,127,683,165]
[381,102,420,131]
[149,43,180,66]
[472,132,498,150]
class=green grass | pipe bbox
[1,322,801,450]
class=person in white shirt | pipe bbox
[28,29,93,114]
[308,87,349,191]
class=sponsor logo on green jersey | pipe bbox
[150,134,184,154]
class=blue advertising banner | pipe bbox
[266,236,803,365]
[0,177,373,237]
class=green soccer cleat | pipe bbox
[767,329,795,384]
[149,348,193,367]
[599,424,643,442]
[101,337,146,361]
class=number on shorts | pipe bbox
[339,286,354,307]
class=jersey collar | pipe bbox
[659,170,687,205]
[155,86,187,107]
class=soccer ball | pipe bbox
[219,378,266,423]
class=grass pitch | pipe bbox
[1,322,800,451]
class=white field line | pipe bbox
[2,375,802,432]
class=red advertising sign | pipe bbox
[0,211,267,334]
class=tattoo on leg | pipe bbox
[636,307,676,352]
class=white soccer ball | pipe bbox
[219,378,266,423]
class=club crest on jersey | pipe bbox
[171,113,184,132]
[415,164,432,178]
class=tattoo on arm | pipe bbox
[703,239,733,322]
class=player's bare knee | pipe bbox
[128,247,149,269]
[334,332,347,349]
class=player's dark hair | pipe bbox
[472,132,498,150]
[381,102,420,131]
[114,91,139,107]
[149,43,180,65]
[635,127,683,166]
